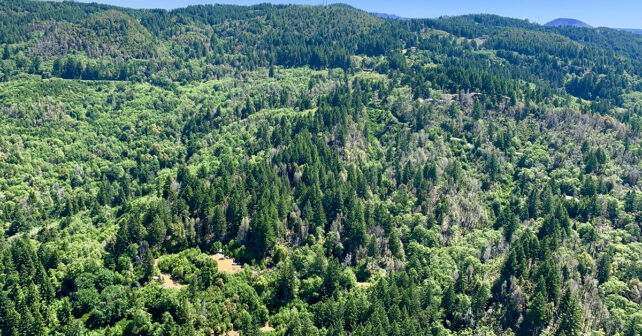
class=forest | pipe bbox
[0,0,641,335]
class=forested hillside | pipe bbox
[0,1,641,335]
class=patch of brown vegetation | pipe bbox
[356,282,371,288]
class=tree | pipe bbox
[446,159,462,182]
[473,99,483,119]
[527,188,539,219]
[486,152,500,182]
[597,250,612,284]
[435,195,450,225]
[0,291,20,336]
[2,45,9,60]
[141,242,155,282]
[496,206,518,242]
[525,288,551,335]
[274,259,298,306]
[424,162,437,182]
[211,205,227,241]
[606,198,619,225]
[471,281,491,317]
[344,195,367,254]
[441,284,456,324]
[540,259,561,302]
[584,151,598,173]
[249,201,277,258]
[623,314,642,336]
[124,310,154,336]
[226,187,247,231]
[557,289,583,336]
[389,229,403,258]
[146,214,166,247]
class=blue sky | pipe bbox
[77,0,642,28]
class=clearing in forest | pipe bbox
[153,258,183,289]
[356,282,371,288]
[259,323,276,333]
[210,253,243,274]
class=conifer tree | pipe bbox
[525,280,551,335]
[557,289,584,336]
[597,250,612,284]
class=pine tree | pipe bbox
[527,188,539,219]
[389,229,403,258]
[441,284,455,324]
[373,204,390,235]
[540,186,553,215]
[0,291,20,336]
[423,162,437,182]
[584,151,598,173]
[540,259,561,302]
[496,206,518,242]
[249,201,277,258]
[344,195,366,253]
[557,289,583,336]
[471,281,491,317]
[486,152,500,182]
[211,205,227,241]
[472,99,483,119]
[525,285,551,334]
[226,187,247,231]
[435,195,450,225]
[146,215,166,247]
[274,259,298,306]
[624,191,638,212]
[597,251,612,284]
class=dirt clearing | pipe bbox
[154,258,183,289]
[210,253,243,274]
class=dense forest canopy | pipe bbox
[0,0,641,335]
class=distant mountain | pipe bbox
[619,28,642,34]
[545,18,592,28]
[371,12,410,20]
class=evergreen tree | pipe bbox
[557,289,584,336]
[274,259,298,306]
[597,250,612,284]
[496,206,518,242]
[344,195,367,253]
[2,45,9,60]
[527,188,539,219]
[524,286,551,335]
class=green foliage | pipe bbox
[0,1,641,335]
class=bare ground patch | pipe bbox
[210,253,243,274]
[259,323,276,333]
[153,258,183,289]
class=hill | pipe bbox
[545,18,593,28]
[544,18,593,28]
[0,1,641,335]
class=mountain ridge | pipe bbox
[371,12,410,20]
[619,28,642,34]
